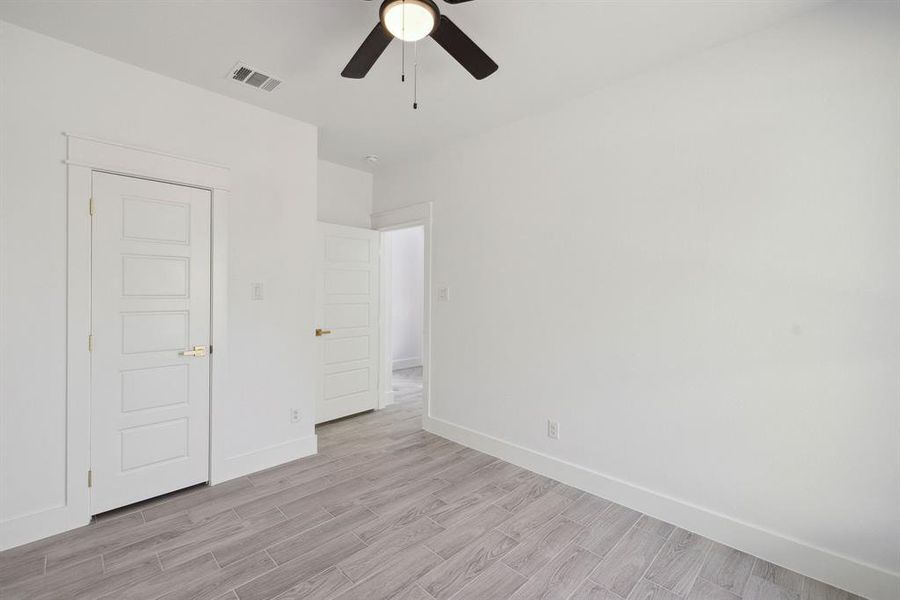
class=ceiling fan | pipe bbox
[341,0,499,81]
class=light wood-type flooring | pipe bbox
[0,395,864,600]
[392,366,424,403]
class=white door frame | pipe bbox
[47,133,230,544]
[371,203,432,418]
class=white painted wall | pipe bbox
[317,159,373,229]
[374,3,900,599]
[390,227,424,370]
[0,21,318,546]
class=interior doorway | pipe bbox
[381,226,425,408]
[315,223,381,424]
[90,172,213,514]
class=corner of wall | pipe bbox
[422,415,900,600]
[212,433,318,485]
[317,159,374,229]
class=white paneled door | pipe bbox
[90,172,211,514]
[316,223,380,424]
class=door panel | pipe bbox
[120,419,189,471]
[316,223,380,424]
[121,365,190,412]
[324,304,369,328]
[122,256,189,297]
[324,336,370,364]
[121,311,190,353]
[91,172,211,514]
[325,269,370,295]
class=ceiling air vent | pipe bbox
[261,78,282,92]
[228,62,282,93]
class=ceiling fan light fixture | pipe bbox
[381,0,437,42]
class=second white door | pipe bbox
[91,172,212,514]
[316,223,380,423]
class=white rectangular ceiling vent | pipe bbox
[228,62,282,92]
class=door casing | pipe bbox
[372,203,433,420]
[31,133,233,549]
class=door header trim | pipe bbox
[0,134,231,553]
[64,132,231,192]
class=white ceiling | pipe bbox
[0,0,828,170]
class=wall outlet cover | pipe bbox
[547,419,560,440]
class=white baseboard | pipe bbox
[212,434,318,485]
[0,504,90,552]
[380,390,396,409]
[423,415,899,600]
[1,434,318,552]
[392,357,422,371]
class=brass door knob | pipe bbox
[180,345,208,357]
[315,328,332,337]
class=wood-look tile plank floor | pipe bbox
[0,395,865,600]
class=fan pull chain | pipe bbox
[413,40,419,109]
[401,0,406,82]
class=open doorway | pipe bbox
[382,226,425,407]
[373,202,432,417]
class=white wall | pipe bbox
[390,227,424,370]
[317,159,373,229]
[0,22,319,547]
[374,3,900,599]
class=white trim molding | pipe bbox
[422,415,900,600]
[372,202,433,419]
[393,357,423,371]
[64,133,230,191]
[0,133,233,552]
[371,202,431,230]
[378,231,395,410]
[207,187,232,486]
[215,434,318,484]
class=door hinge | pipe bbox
[89,197,95,216]
[87,470,92,488]
[88,334,93,352]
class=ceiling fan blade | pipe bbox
[341,22,393,79]
[429,15,498,80]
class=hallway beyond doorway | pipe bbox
[392,366,423,404]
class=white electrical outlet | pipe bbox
[547,419,560,440]
[437,286,450,302]
[291,408,301,423]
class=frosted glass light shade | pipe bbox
[383,0,436,42]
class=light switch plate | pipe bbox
[251,282,264,301]
[437,286,450,302]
